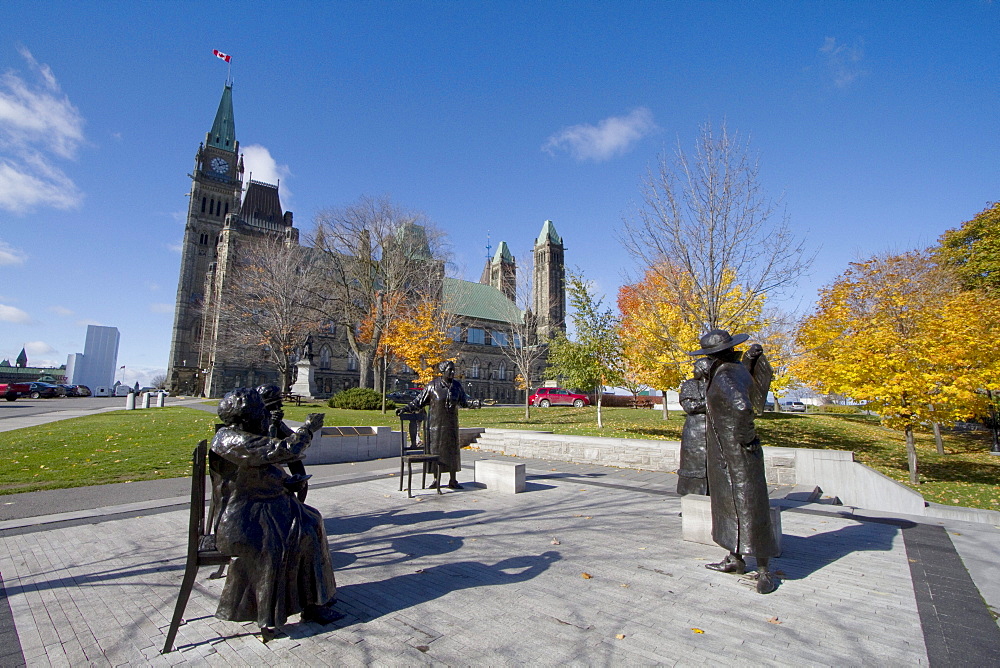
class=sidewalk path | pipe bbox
[2,451,998,666]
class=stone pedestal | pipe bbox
[155,392,165,408]
[680,494,782,556]
[474,460,526,493]
[124,392,135,411]
[291,359,318,398]
[140,392,151,409]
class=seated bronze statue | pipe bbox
[211,388,340,637]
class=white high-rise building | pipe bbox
[67,326,120,389]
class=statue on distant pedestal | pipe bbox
[688,330,778,594]
[677,357,712,496]
[211,388,340,637]
[400,360,468,489]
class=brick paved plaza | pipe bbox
[1,451,999,666]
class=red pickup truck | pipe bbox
[1,382,31,401]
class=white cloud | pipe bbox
[149,302,173,314]
[0,46,85,213]
[543,108,657,162]
[0,303,31,323]
[242,144,292,201]
[24,340,55,355]
[74,318,103,327]
[0,239,27,265]
[48,305,73,316]
[819,37,866,88]
[166,241,183,253]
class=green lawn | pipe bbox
[2,404,998,512]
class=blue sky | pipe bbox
[1,1,998,386]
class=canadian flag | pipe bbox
[213,49,231,63]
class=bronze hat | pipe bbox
[686,329,750,356]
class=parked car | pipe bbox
[113,385,133,397]
[784,401,807,412]
[529,387,591,408]
[0,382,31,401]
[58,384,82,396]
[75,385,92,397]
[27,382,60,399]
[387,389,420,404]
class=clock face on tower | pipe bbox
[210,157,229,174]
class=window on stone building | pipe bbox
[498,361,507,380]
[492,331,508,347]
[201,197,206,213]
[470,359,480,379]
[319,346,332,370]
[347,351,358,371]
[468,328,485,345]
[448,326,462,341]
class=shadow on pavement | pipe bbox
[778,521,902,580]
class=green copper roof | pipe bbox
[537,219,562,245]
[492,241,514,264]
[209,85,236,152]
[444,278,523,324]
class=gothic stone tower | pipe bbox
[479,241,516,301]
[167,85,244,394]
[532,220,566,340]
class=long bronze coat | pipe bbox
[407,377,468,472]
[211,426,336,628]
[677,377,709,495]
[704,359,778,558]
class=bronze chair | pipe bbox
[398,411,441,498]
[161,440,230,654]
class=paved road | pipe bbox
[0,396,131,421]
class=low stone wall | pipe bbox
[302,425,486,465]
[469,428,986,521]
[305,426,395,464]
[470,428,796,486]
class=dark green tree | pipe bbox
[935,202,1000,293]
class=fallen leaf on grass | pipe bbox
[767,617,782,625]
[581,572,592,579]
[691,628,704,634]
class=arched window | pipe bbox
[201,197,206,213]
[347,351,358,371]
[319,346,332,370]
[498,361,507,380]
[224,202,229,216]
[470,359,480,379]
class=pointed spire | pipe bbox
[15,347,27,368]
[493,241,514,264]
[537,220,562,246]
[209,85,236,152]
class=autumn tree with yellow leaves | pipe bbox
[794,250,1000,484]
[380,298,454,386]
[617,263,777,417]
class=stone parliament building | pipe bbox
[167,84,566,401]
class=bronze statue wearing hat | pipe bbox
[688,328,778,594]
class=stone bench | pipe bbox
[680,494,782,556]
[474,460,525,494]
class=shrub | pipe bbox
[328,387,395,411]
[817,404,859,414]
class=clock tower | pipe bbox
[167,84,244,394]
